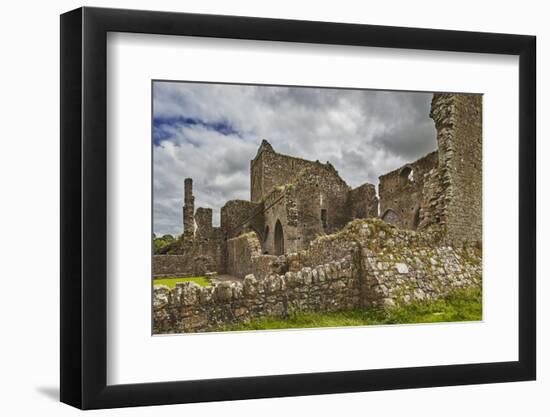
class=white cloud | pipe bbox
[153,82,437,236]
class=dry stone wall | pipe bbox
[153,257,359,334]
[154,219,481,333]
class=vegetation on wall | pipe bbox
[220,286,481,331]
[153,233,176,254]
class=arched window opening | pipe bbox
[399,166,414,185]
[274,220,284,256]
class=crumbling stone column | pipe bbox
[183,178,195,237]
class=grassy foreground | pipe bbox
[153,276,210,288]
[222,287,482,331]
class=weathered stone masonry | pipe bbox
[153,92,483,333]
[379,151,438,229]
[429,93,482,244]
[183,178,194,237]
[154,219,481,333]
[153,140,379,276]
[376,93,482,247]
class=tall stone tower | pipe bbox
[183,178,195,237]
[430,93,482,245]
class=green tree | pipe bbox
[153,234,175,254]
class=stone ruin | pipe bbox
[153,92,483,333]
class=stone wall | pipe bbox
[155,230,226,276]
[153,254,209,277]
[158,92,482,283]
[221,199,264,240]
[293,163,351,241]
[260,162,355,255]
[154,219,481,333]
[250,139,322,202]
[348,183,379,220]
[417,167,445,230]
[153,257,360,333]
[261,186,296,255]
[195,207,213,239]
[430,93,482,245]
[379,151,438,230]
[356,221,480,308]
[226,232,277,279]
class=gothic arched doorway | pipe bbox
[274,220,284,256]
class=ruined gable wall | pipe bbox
[431,94,482,245]
[348,183,379,220]
[379,151,438,229]
[250,151,264,203]
[251,147,320,202]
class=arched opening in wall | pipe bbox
[412,206,421,229]
[274,220,284,256]
[399,166,414,185]
[321,208,328,232]
[263,226,270,254]
[381,209,401,227]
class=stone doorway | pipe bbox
[274,219,284,255]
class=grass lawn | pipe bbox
[221,287,482,331]
[153,276,211,288]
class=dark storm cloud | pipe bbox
[152,82,436,236]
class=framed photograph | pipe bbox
[60,6,536,409]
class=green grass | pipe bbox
[153,276,211,289]
[221,287,482,331]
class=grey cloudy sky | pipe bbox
[153,81,437,236]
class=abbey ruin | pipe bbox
[153,92,483,333]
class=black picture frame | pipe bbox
[60,6,536,410]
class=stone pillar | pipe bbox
[183,178,195,237]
